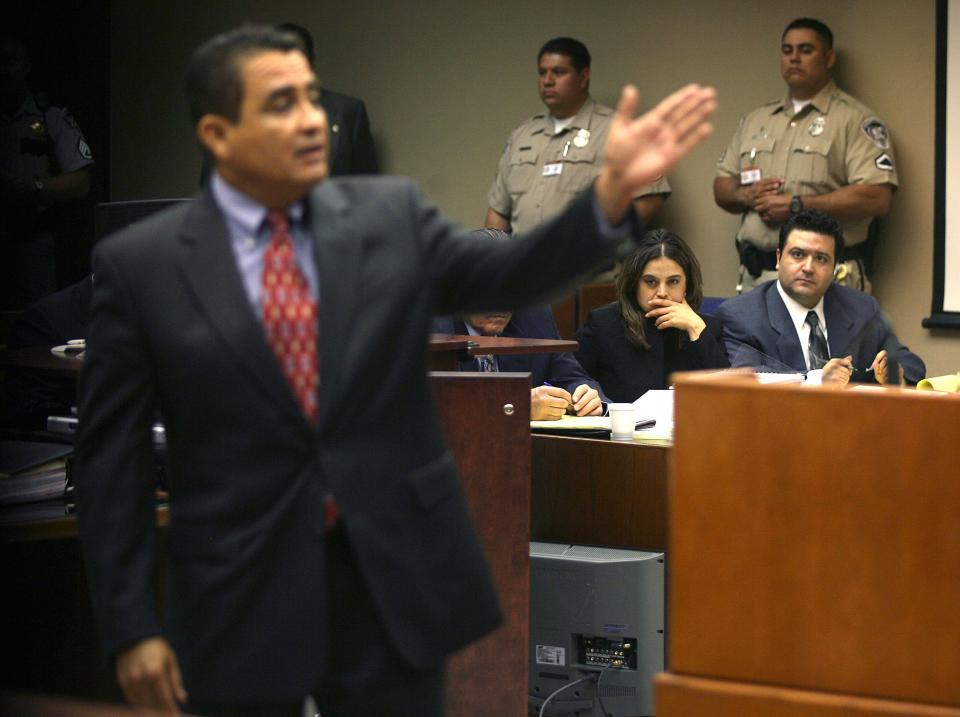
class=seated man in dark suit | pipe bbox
[433,305,606,420]
[717,209,924,386]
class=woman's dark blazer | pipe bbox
[575,302,729,402]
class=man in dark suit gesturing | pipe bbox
[76,25,715,716]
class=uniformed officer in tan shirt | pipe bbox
[486,37,670,236]
[714,18,897,293]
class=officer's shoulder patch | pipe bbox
[875,152,894,171]
[862,118,890,150]
[78,138,93,161]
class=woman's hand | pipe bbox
[645,298,706,340]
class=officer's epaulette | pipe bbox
[830,87,872,117]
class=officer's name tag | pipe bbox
[542,162,563,177]
[740,167,761,184]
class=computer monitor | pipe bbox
[529,542,665,717]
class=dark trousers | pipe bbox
[188,528,444,717]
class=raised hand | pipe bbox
[597,84,716,222]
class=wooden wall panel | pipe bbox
[531,435,668,551]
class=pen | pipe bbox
[634,419,656,430]
[542,382,574,410]
[562,141,570,158]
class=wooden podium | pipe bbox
[657,374,960,716]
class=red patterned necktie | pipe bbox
[262,210,319,424]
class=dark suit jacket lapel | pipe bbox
[321,91,344,174]
[177,191,306,423]
[823,285,856,358]
[766,283,806,371]
[309,182,362,426]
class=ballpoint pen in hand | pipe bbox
[541,381,575,410]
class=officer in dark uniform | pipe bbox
[1,33,94,308]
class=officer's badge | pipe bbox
[29,121,49,140]
[875,152,894,171]
[809,116,825,137]
[573,128,590,148]
[862,118,890,149]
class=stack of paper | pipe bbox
[630,390,674,444]
[0,441,71,506]
[530,404,671,445]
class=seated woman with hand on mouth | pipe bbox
[575,229,729,402]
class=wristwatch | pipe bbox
[790,195,803,214]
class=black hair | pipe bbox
[782,18,834,49]
[778,208,845,261]
[616,229,705,350]
[275,22,314,66]
[537,37,591,72]
[185,24,305,124]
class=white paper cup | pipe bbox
[608,403,635,441]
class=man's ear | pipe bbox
[579,67,591,90]
[196,114,233,163]
[825,48,836,71]
[775,249,781,269]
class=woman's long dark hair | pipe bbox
[616,229,704,350]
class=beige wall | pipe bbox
[111,0,960,375]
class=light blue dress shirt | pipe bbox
[210,172,320,318]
